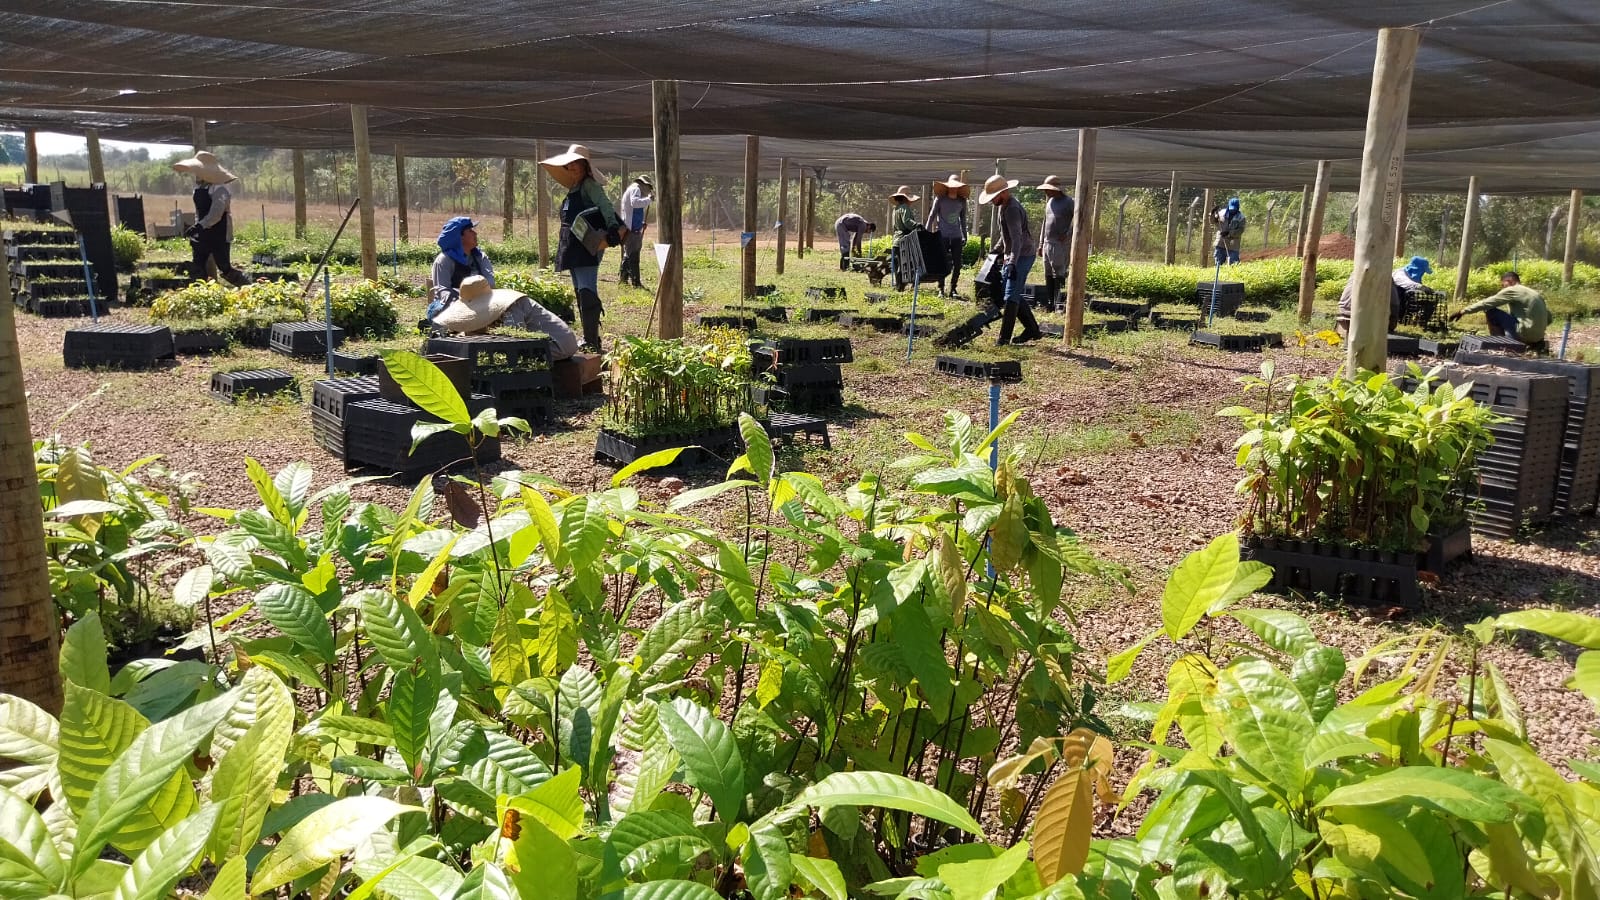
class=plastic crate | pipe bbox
[376,353,470,403]
[1387,333,1421,356]
[269,321,345,357]
[755,337,853,365]
[343,394,499,478]
[772,363,843,389]
[1189,331,1284,352]
[1457,334,1529,355]
[62,322,174,369]
[311,375,383,422]
[594,426,738,467]
[763,411,831,448]
[839,312,903,332]
[425,334,551,372]
[935,355,1022,382]
[210,368,296,403]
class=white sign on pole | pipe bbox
[654,243,671,274]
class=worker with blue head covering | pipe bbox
[1213,197,1247,265]
[428,216,496,321]
[1398,255,1432,287]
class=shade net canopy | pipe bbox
[2,1,1599,190]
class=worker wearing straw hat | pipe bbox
[433,275,581,360]
[978,174,1043,345]
[925,175,969,297]
[1037,175,1074,310]
[541,144,625,353]
[172,150,247,286]
[616,173,654,290]
[888,186,920,290]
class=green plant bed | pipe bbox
[603,332,754,438]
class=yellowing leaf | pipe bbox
[1032,765,1094,883]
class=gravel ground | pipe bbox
[16,269,1600,785]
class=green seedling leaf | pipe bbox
[251,796,418,894]
[380,350,470,425]
[1162,532,1241,642]
[791,771,983,837]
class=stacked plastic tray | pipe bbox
[1433,364,1568,538]
[1455,352,1600,515]
[343,394,500,479]
[310,376,383,460]
[426,334,553,424]
[62,322,174,369]
[5,226,93,317]
[751,337,851,411]
[1194,280,1245,317]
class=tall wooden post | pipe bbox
[1454,175,1481,301]
[1296,161,1332,321]
[1393,192,1408,260]
[1197,188,1214,266]
[619,158,629,185]
[776,157,790,274]
[502,158,516,239]
[1295,184,1312,257]
[84,129,105,185]
[350,105,379,280]
[394,146,409,243]
[1064,129,1097,345]
[795,168,807,259]
[292,149,307,238]
[22,130,37,183]
[1163,171,1181,265]
[807,176,818,251]
[1347,27,1420,375]
[1564,189,1583,286]
[742,136,759,299]
[191,118,208,152]
[535,140,551,267]
[653,80,684,338]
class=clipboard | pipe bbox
[570,208,609,254]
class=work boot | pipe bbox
[839,254,849,272]
[996,303,1018,345]
[1012,302,1044,344]
[578,288,604,353]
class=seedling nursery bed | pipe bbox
[594,426,740,468]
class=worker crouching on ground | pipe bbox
[616,174,653,289]
[172,151,247,286]
[1038,175,1074,309]
[926,175,969,297]
[432,275,580,360]
[541,144,625,353]
[834,213,876,271]
[1214,197,1246,265]
[889,186,920,290]
[979,174,1042,346]
[1336,255,1434,337]
[1451,270,1550,348]
[429,216,494,321]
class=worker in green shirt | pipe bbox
[1449,271,1549,346]
[888,186,920,290]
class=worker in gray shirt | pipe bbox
[978,175,1042,345]
[925,175,969,297]
[834,213,877,271]
[1037,175,1074,310]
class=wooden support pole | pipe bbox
[776,157,790,274]
[795,168,806,259]
[1296,183,1312,257]
[1393,192,1408,260]
[1163,171,1181,265]
[1092,181,1105,248]
[535,140,551,267]
[191,117,207,153]
[84,129,105,185]
[395,146,409,243]
[653,80,684,338]
[292,149,307,238]
[807,176,818,251]
[22,130,37,184]
[502,157,516,239]
[1564,189,1583,286]
[1347,27,1420,374]
[1297,160,1332,321]
[1198,188,1214,266]
[1454,175,1481,301]
[742,136,759,300]
[1064,128,1097,345]
[350,104,379,280]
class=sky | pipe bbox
[8,131,185,157]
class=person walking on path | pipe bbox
[1037,175,1074,309]
[834,213,876,271]
[616,173,653,289]
[1451,270,1550,347]
[979,174,1042,345]
[541,143,625,353]
[428,216,495,321]
[925,174,969,297]
[172,151,247,286]
[889,185,920,290]
[1213,197,1246,265]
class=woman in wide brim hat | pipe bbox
[926,175,971,297]
[172,150,246,286]
[434,276,580,359]
[978,174,1021,205]
[931,174,969,199]
[540,143,624,352]
[889,185,921,204]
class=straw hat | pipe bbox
[540,144,602,189]
[635,174,654,190]
[933,174,969,198]
[889,185,920,203]
[978,174,1020,204]
[1036,175,1067,193]
[171,150,236,185]
[433,276,524,334]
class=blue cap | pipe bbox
[1227,197,1241,209]
[1408,256,1432,275]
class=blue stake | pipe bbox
[1559,315,1572,360]
[905,267,922,362]
[1208,257,1223,326]
[75,233,99,323]
[986,380,1001,581]
[392,215,399,277]
[323,268,335,376]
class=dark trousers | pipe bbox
[191,230,245,285]
[936,236,964,293]
[619,229,645,287]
